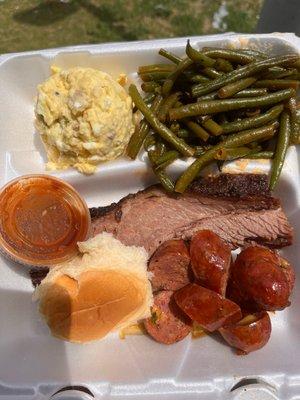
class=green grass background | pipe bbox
[1,0,263,53]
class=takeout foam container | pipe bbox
[0,33,299,400]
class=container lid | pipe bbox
[0,174,91,267]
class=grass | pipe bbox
[0,0,263,54]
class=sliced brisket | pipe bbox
[90,174,293,255]
[188,173,271,198]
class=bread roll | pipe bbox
[34,233,153,343]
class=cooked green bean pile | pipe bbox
[127,40,300,192]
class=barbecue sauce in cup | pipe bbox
[0,175,90,267]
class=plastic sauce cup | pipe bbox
[0,174,91,267]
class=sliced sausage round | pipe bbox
[231,246,294,311]
[174,283,242,332]
[219,311,271,354]
[190,230,231,296]
[226,278,257,313]
[144,291,191,345]
[148,239,190,292]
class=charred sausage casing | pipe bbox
[190,230,231,296]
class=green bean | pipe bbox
[262,67,297,79]
[285,72,300,80]
[263,66,286,73]
[239,49,268,59]
[288,98,300,145]
[175,123,278,193]
[147,150,175,192]
[202,47,257,64]
[144,93,156,104]
[155,151,179,171]
[194,145,212,156]
[218,77,257,99]
[202,118,223,136]
[177,129,190,138]
[129,84,194,157]
[139,71,171,82]
[214,146,261,160]
[269,112,291,190]
[254,80,299,90]
[158,92,181,123]
[221,104,284,134]
[246,151,274,159]
[155,150,179,165]
[156,158,178,171]
[234,88,268,97]
[155,142,167,157]
[197,91,219,101]
[186,40,215,67]
[155,170,175,192]
[290,122,300,144]
[169,89,295,120]
[205,48,281,61]
[138,64,175,74]
[127,95,163,159]
[148,149,159,164]
[214,58,234,72]
[159,48,182,65]
[191,54,299,97]
[144,134,156,151]
[188,74,211,83]
[162,57,193,97]
[183,119,210,142]
[239,145,264,156]
[202,67,224,79]
[141,81,161,93]
[287,96,297,114]
[197,88,268,100]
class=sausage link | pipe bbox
[231,246,294,311]
[219,311,271,354]
[144,291,191,344]
[148,240,191,292]
[190,230,231,295]
[174,283,242,332]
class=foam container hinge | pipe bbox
[0,33,299,400]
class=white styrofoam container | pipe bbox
[0,33,299,400]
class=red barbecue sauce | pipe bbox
[0,175,91,267]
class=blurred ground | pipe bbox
[0,0,263,53]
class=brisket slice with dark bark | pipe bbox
[90,174,293,255]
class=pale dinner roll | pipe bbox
[34,233,153,343]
